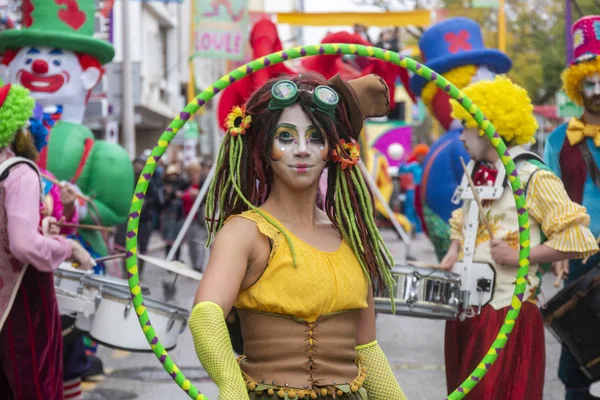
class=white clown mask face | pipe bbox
[3,46,101,109]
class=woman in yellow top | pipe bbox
[188,72,407,400]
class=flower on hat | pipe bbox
[331,138,361,169]
[224,105,251,136]
[574,29,585,49]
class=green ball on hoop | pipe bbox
[124,43,532,400]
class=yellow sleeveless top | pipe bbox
[230,210,368,322]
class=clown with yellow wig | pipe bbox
[439,76,598,399]
[409,17,512,261]
[544,15,600,400]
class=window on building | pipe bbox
[160,26,168,80]
[160,25,169,102]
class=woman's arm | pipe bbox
[355,285,407,400]
[190,217,262,400]
[193,216,259,313]
[5,165,72,271]
[356,285,377,346]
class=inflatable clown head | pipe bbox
[409,18,512,130]
[0,0,114,123]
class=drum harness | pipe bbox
[452,151,551,320]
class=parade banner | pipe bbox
[192,0,249,60]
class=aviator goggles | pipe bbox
[268,80,339,119]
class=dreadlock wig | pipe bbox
[206,72,395,293]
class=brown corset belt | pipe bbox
[237,309,361,390]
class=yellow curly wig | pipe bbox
[450,75,538,145]
[421,65,478,113]
[562,57,600,106]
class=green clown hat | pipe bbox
[0,0,114,65]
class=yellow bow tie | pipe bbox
[566,118,600,147]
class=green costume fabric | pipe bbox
[45,121,134,255]
[423,204,452,261]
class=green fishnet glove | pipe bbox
[189,302,250,400]
[356,340,407,400]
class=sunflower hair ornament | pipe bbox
[224,105,251,136]
[331,138,361,169]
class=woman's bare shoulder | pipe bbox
[216,214,263,244]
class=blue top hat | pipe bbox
[409,17,512,96]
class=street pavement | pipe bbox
[83,230,567,400]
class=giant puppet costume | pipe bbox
[0,0,134,256]
[409,18,512,261]
[544,15,600,400]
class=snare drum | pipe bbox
[541,266,600,381]
[374,265,461,320]
[54,263,88,295]
[75,279,188,352]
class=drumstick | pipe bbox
[460,157,495,240]
[52,222,113,232]
[40,173,92,203]
[94,253,126,263]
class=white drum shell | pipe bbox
[54,263,88,295]
[75,287,188,352]
[374,265,461,320]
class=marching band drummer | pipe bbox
[440,76,599,399]
[0,83,94,400]
[544,15,600,400]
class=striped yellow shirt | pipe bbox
[450,169,599,258]
[526,170,598,257]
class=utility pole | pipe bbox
[565,0,573,65]
[498,0,506,52]
[121,0,136,158]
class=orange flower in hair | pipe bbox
[331,138,361,169]
[224,105,251,136]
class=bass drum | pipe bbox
[374,264,461,320]
[541,265,600,381]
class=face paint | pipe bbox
[270,104,329,189]
[582,73,600,115]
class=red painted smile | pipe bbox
[18,69,67,93]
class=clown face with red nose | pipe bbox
[0,0,133,258]
[2,46,103,124]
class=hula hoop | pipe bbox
[125,44,531,400]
